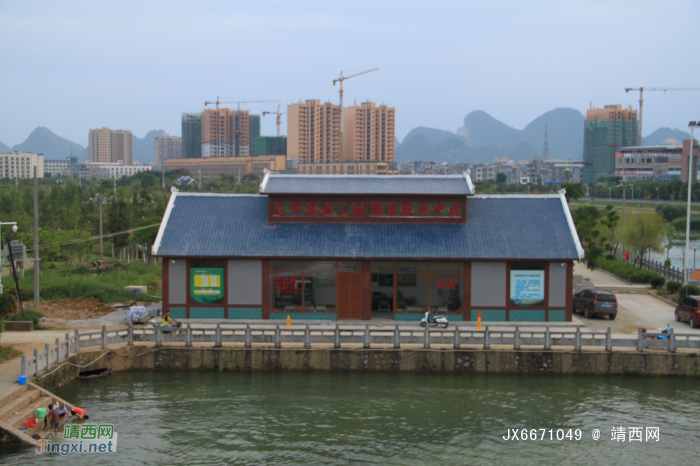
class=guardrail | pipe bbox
[20,323,700,377]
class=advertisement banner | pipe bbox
[191,268,224,303]
[510,270,544,306]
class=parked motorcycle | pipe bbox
[642,326,671,340]
[420,309,449,328]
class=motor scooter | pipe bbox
[642,326,671,340]
[420,309,449,328]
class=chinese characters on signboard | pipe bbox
[436,277,458,290]
[274,276,297,294]
[510,270,544,306]
[190,268,224,303]
[272,200,461,218]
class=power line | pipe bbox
[23,224,160,252]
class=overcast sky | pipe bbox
[1,0,699,147]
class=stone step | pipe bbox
[10,395,54,430]
[0,389,41,423]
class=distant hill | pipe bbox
[643,128,692,146]
[0,140,10,152]
[12,127,85,159]
[397,107,585,163]
[133,129,165,165]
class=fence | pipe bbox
[20,323,700,377]
[612,249,684,282]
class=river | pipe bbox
[1,371,699,465]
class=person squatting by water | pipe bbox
[70,407,89,420]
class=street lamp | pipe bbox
[197,170,202,190]
[0,222,19,307]
[0,222,18,266]
[630,184,635,201]
[685,121,700,284]
[694,246,698,270]
[609,187,612,199]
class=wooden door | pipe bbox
[337,272,363,320]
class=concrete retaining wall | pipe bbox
[37,346,700,392]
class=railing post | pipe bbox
[44,344,49,371]
[156,323,162,347]
[101,325,107,350]
[55,338,60,363]
[75,328,80,353]
[545,326,551,350]
[453,327,460,349]
[304,324,310,349]
[33,349,38,376]
[64,333,69,358]
[424,326,430,349]
[334,324,340,349]
[484,326,490,350]
[574,327,581,351]
[127,322,133,346]
[364,324,370,349]
[393,325,400,349]
[669,328,676,353]
[637,327,643,352]
[186,323,192,347]
[245,323,252,348]
[514,326,521,350]
[21,355,26,377]
[215,323,222,348]
[275,324,281,348]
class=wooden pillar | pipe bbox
[262,260,270,319]
[162,258,169,315]
[362,261,372,320]
[463,262,471,321]
[565,260,574,321]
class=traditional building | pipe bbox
[153,173,583,322]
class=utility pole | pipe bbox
[90,194,106,261]
[622,182,627,257]
[33,166,39,305]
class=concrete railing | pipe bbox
[20,323,700,377]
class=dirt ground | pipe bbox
[31,298,154,328]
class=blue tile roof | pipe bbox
[154,194,582,260]
[261,174,474,195]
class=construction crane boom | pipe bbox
[333,68,379,158]
[262,104,286,137]
[624,87,700,145]
[204,96,281,110]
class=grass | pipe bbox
[595,257,663,284]
[0,345,22,364]
[1,259,162,304]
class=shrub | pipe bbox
[605,254,615,261]
[650,277,666,289]
[4,307,45,330]
[0,319,4,333]
[0,287,18,318]
[666,281,682,294]
[677,285,700,301]
[657,287,668,298]
[72,265,91,275]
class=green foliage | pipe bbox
[657,287,668,298]
[678,285,700,301]
[656,205,686,223]
[622,212,665,264]
[670,217,700,232]
[572,205,620,269]
[560,183,585,201]
[649,276,666,289]
[0,286,18,318]
[0,319,4,333]
[596,257,662,284]
[4,307,45,330]
[666,281,682,294]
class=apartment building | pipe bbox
[44,158,71,177]
[201,108,251,158]
[88,127,133,165]
[182,112,203,159]
[583,104,638,183]
[0,152,44,179]
[162,155,286,181]
[297,161,397,175]
[76,160,151,180]
[342,101,395,162]
[473,164,496,181]
[155,133,182,168]
[287,100,341,163]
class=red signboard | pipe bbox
[274,276,297,294]
[436,277,458,290]
[271,200,462,218]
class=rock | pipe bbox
[97,264,108,272]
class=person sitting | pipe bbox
[70,407,89,420]
[54,402,70,421]
[162,310,182,333]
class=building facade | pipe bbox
[0,152,44,179]
[44,158,71,177]
[342,101,395,162]
[583,104,638,184]
[88,127,133,165]
[614,137,684,181]
[287,100,341,163]
[201,108,251,158]
[76,160,151,179]
[162,155,287,181]
[154,173,583,323]
[155,133,182,168]
[297,161,397,175]
[254,136,287,156]
[182,112,202,159]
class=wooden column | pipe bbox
[262,260,270,319]
[565,261,574,321]
[162,258,170,314]
[362,261,372,320]
[463,262,471,321]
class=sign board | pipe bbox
[190,268,223,303]
[510,270,544,306]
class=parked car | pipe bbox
[674,295,700,328]
[572,289,618,320]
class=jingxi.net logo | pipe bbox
[36,424,118,456]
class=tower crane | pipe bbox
[263,104,286,137]
[624,87,700,145]
[333,68,378,157]
[204,96,281,110]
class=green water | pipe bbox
[2,371,700,465]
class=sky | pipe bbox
[1,0,700,147]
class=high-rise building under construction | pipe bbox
[287,100,341,162]
[342,101,395,162]
[583,104,638,184]
[201,108,251,157]
[181,112,202,159]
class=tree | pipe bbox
[623,212,665,265]
[664,223,681,268]
[571,205,612,269]
[560,183,585,201]
[564,170,573,182]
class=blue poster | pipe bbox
[510,270,544,306]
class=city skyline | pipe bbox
[1,1,699,147]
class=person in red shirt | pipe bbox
[70,407,89,420]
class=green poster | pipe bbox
[190,268,224,303]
